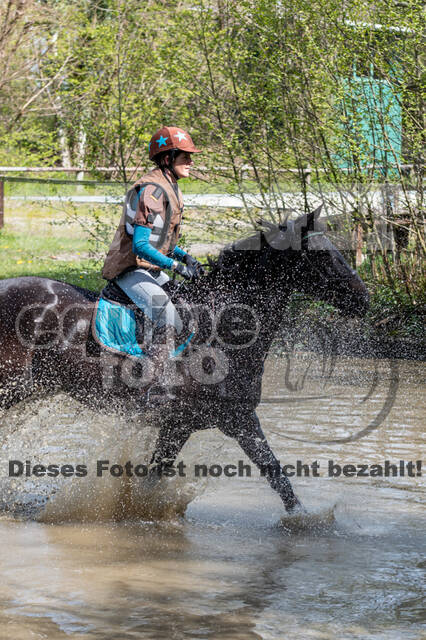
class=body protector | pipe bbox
[102,167,184,280]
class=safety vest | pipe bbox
[102,167,184,280]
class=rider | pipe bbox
[101,126,205,369]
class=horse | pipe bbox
[0,207,369,514]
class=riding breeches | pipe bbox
[115,268,183,335]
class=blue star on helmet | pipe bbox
[174,131,187,142]
[156,135,168,147]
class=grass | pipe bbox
[3,174,307,197]
[0,200,243,291]
[0,204,105,290]
[4,169,414,197]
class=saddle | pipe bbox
[90,280,194,359]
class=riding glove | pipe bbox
[174,262,198,280]
[183,254,206,277]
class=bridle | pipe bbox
[301,229,355,283]
[303,231,324,241]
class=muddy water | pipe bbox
[0,355,424,640]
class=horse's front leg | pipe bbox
[219,409,304,514]
[149,410,193,475]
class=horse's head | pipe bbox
[257,206,369,317]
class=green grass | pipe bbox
[4,174,303,197]
[0,200,236,292]
[0,205,104,291]
[180,177,300,194]
[0,253,103,291]
[5,172,413,198]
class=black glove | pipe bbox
[174,262,197,280]
[183,253,206,277]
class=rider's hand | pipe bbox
[174,262,196,280]
[183,254,206,277]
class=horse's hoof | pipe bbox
[286,499,307,516]
[279,504,337,534]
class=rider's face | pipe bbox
[172,151,194,179]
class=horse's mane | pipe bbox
[206,242,251,278]
[206,210,325,277]
[206,219,282,277]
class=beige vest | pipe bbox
[102,168,184,280]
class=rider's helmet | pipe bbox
[149,126,201,162]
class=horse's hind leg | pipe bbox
[219,409,303,513]
[149,412,192,474]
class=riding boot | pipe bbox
[145,325,180,405]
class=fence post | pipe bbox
[355,223,364,267]
[0,177,4,228]
[305,165,311,185]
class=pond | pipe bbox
[0,354,424,639]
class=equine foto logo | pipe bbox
[262,319,399,444]
[13,299,262,391]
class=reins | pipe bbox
[303,231,324,241]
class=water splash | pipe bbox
[278,504,337,535]
[0,394,203,523]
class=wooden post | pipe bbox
[0,177,4,228]
[355,223,364,267]
[305,165,311,185]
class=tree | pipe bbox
[0,0,61,164]
[183,0,424,298]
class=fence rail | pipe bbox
[0,174,126,187]
[0,173,128,228]
[0,166,143,173]
[0,164,421,229]
[0,163,419,178]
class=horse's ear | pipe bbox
[256,218,276,231]
[306,204,323,229]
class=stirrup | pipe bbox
[145,385,176,407]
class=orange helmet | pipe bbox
[149,126,201,160]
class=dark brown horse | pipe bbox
[0,208,369,513]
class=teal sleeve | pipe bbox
[172,245,188,261]
[132,225,174,270]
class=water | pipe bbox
[0,355,424,639]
